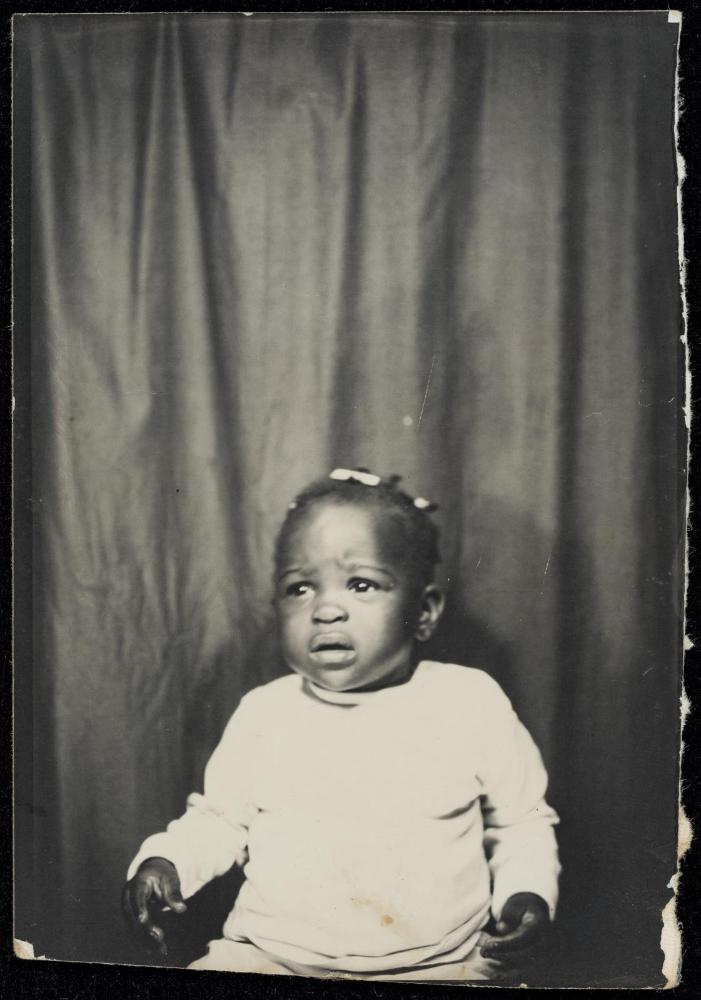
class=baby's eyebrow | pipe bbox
[343,562,397,582]
[278,566,313,581]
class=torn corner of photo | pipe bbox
[13,939,49,961]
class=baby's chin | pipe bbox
[289,660,415,694]
[286,660,368,693]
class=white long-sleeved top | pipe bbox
[128,661,560,974]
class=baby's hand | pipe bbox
[122,857,187,957]
[478,892,549,974]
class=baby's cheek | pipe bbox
[279,625,301,652]
[278,604,303,631]
[277,625,296,658]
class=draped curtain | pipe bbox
[13,13,683,987]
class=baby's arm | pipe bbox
[123,697,258,953]
[475,679,560,964]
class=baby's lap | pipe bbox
[188,939,293,975]
[187,938,504,981]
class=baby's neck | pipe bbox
[303,660,421,706]
[348,659,418,693]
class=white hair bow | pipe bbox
[328,468,437,511]
[329,467,381,487]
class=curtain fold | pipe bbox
[14,13,682,985]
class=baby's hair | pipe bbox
[275,469,442,592]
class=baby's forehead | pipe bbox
[281,500,405,561]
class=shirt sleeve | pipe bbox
[475,677,561,922]
[126,693,260,899]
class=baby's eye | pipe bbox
[347,578,380,594]
[285,581,313,598]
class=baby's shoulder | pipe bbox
[417,661,513,715]
[219,674,302,739]
[239,672,301,711]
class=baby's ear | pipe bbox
[414,585,445,642]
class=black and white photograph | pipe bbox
[12,10,687,990]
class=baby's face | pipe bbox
[275,502,418,692]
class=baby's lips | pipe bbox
[309,631,354,652]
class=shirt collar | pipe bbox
[301,664,423,707]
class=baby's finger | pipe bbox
[477,930,497,949]
[480,923,540,956]
[485,944,537,966]
[495,917,516,934]
[123,879,149,929]
[147,923,168,957]
[134,879,155,929]
[162,881,187,915]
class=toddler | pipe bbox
[123,468,560,981]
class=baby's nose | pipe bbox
[312,599,348,624]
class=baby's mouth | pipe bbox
[309,633,356,666]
